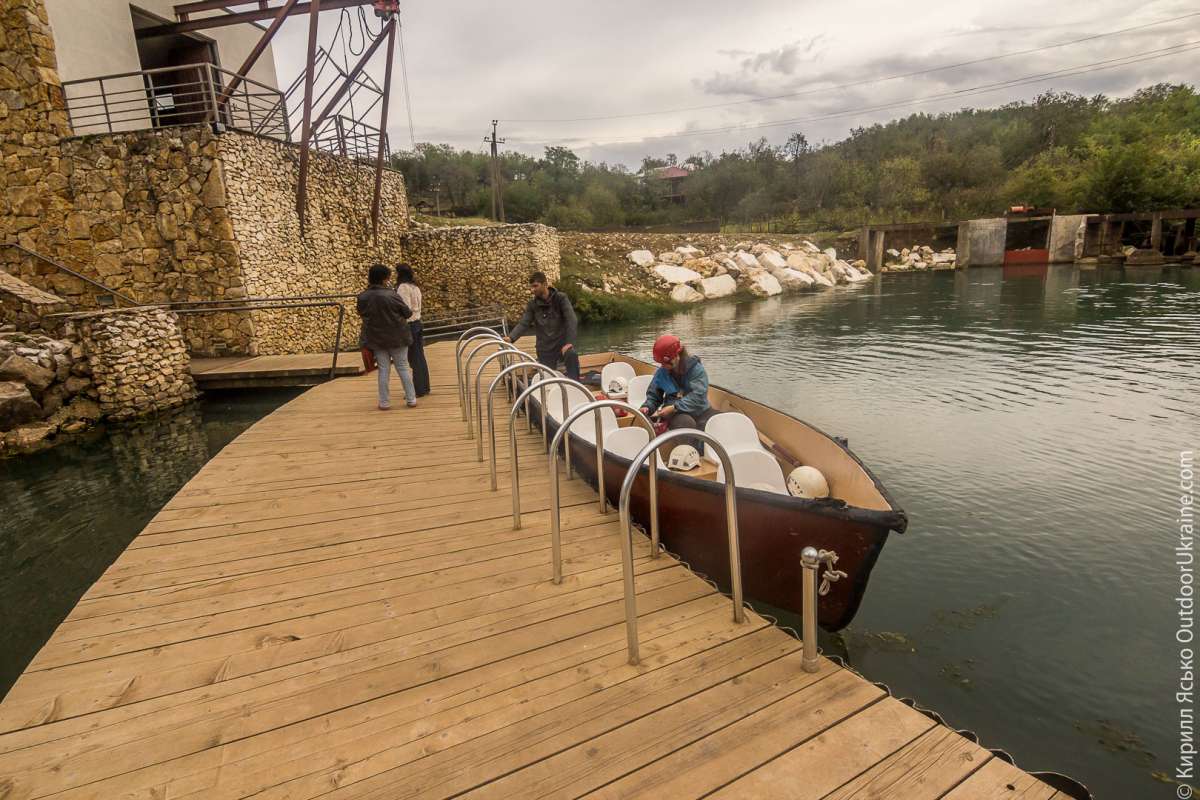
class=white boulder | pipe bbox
[653,264,703,285]
[700,274,737,299]
[756,250,788,270]
[733,251,760,270]
[627,250,655,268]
[775,268,815,289]
[801,240,821,253]
[670,284,704,303]
[675,245,704,258]
[746,270,782,297]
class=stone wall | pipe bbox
[74,307,196,421]
[401,224,559,320]
[0,268,68,331]
[218,131,409,354]
[2,126,253,355]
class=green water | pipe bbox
[577,264,1199,798]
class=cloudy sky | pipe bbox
[270,0,1199,167]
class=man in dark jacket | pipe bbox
[356,263,416,409]
[505,271,579,379]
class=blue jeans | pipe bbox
[373,346,416,407]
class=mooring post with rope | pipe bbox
[800,546,846,673]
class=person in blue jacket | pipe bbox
[639,334,715,445]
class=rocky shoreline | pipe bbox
[559,232,870,310]
[882,245,959,272]
[0,327,101,456]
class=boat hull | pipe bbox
[531,411,903,632]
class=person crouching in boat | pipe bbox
[639,334,715,447]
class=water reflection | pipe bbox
[578,264,1200,798]
[0,389,303,696]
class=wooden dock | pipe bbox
[191,354,363,389]
[0,342,1070,799]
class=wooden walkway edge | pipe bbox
[0,341,1067,799]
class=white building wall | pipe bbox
[45,1,282,133]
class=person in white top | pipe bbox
[394,263,429,396]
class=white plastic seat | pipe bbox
[602,426,650,459]
[627,374,653,410]
[715,449,788,495]
[600,362,637,395]
[703,412,769,464]
[567,392,617,443]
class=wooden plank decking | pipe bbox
[191,354,363,389]
[0,342,1066,799]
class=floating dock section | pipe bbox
[0,342,1077,798]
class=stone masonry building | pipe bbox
[1,0,559,356]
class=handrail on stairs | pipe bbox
[0,243,139,307]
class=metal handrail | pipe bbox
[173,301,346,380]
[473,348,533,459]
[455,328,505,417]
[548,401,658,586]
[0,243,139,307]
[507,377,593,530]
[487,362,559,489]
[617,429,746,664]
[463,339,519,436]
[62,62,287,138]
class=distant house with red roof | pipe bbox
[646,165,692,204]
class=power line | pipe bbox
[500,11,1200,124]
[510,39,1200,148]
[397,20,417,150]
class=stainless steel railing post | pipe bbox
[463,340,515,437]
[618,430,744,665]
[508,377,593,530]
[801,546,821,673]
[548,401,656,585]
[487,362,559,491]
[455,328,504,419]
[473,349,533,462]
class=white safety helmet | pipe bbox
[787,466,830,499]
[667,444,700,472]
[606,376,629,398]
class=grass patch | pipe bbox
[561,278,680,323]
[559,252,679,323]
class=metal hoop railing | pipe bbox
[473,349,534,461]
[487,362,560,489]
[463,340,519,436]
[507,377,592,528]
[617,429,745,664]
[547,401,658,586]
[455,328,505,418]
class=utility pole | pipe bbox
[484,119,506,222]
[433,180,441,217]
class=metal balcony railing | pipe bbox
[62,63,289,139]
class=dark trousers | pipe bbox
[537,347,580,381]
[407,320,430,397]
[668,406,717,450]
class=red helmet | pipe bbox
[652,334,682,366]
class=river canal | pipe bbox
[1,263,1196,797]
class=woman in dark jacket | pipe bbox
[394,263,429,396]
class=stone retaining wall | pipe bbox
[74,308,196,421]
[401,224,559,320]
[218,132,409,354]
[0,269,68,331]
